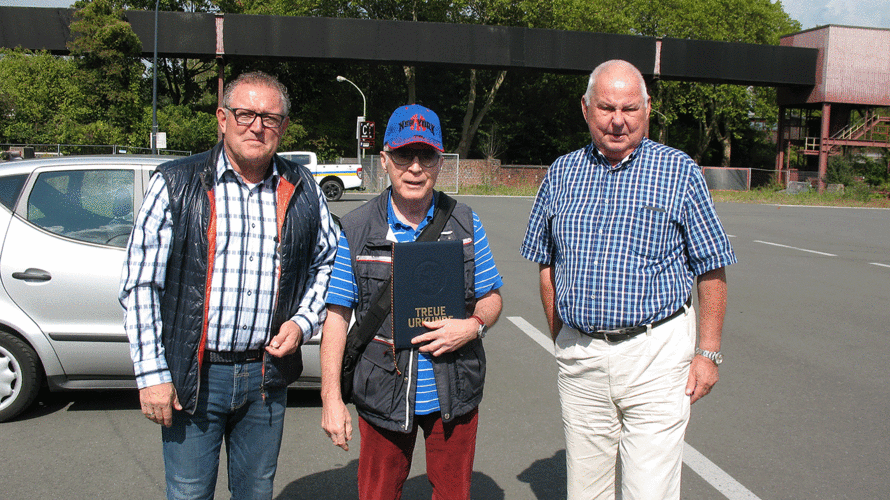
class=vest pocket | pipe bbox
[454,339,485,401]
[353,340,404,418]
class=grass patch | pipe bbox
[711,185,890,208]
[455,183,890,208]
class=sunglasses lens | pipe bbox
[390,148,440,167]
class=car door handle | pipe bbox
[12,268,52,282]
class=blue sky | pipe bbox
[2,0,889,31]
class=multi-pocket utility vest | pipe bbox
[341,190,484,432]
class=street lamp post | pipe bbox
[336,76,366,161]
[151,0,159,155]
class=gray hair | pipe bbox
[222,71,291,116]
[582,60,649,106]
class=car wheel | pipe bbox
[321,179,343,202]
[0,332,42,422]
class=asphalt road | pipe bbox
[2,194,888,499]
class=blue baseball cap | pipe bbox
[383,104,444,152]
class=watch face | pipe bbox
[714,352,724,364]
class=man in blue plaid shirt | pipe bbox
[521,60,736,500]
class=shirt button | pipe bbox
[242,325,248,330]
[443,413,450,419]
[249,256,254,262]
[252,223,256,228]
[247,291,252,296]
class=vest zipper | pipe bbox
[402,350,415,431]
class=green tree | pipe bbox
[0,49,91,144]
[125,0,219,107]
[243,0,547,157]
[68,0,145,137]
[630,0,800,166]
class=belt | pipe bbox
[584,296,692,342]
[204,349,264,364]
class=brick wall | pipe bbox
[459,159,548,189]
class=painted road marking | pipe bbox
[870,262,890,269]
[508,316,554,355]
[684,444,763,500]
[508,316,764,500]
[754,240,836,257]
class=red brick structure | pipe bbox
[778,26,890,192]
[458,159,548,190]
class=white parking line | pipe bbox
[684,444,763,500]
[870,262,890,269]
[754,240,836,257]
[507,316,763,500]
[507,316,554,355]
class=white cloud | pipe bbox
[780,0,890,30]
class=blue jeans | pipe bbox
[162,360,287,500]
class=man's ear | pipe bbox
[216,107,228,135]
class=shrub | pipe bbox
[826,156,854,186]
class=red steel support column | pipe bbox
[817,103,830,194]
[776,106,786,186]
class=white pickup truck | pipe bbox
[278,151,362,201]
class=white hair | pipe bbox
[582,59,650,106]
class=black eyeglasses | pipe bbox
[226,107,286,128]
[385,147,442,168]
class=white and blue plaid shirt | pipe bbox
[120,152,338,388]
[521,139,736,332]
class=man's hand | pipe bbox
[321,399,353,451]
[266,320,302,357]
[140,382,181,427]
[413,318,479,357]
[685,356,719,404]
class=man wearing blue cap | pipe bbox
[320,104,504,499]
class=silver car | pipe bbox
[0,156,321,422]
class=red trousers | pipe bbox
[357,408,479,500]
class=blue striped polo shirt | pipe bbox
[327,193,503,415]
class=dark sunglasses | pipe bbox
[385,147,442,168]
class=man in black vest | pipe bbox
[120,71,338,499]
[321,104,504,499]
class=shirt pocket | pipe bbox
[627,204,672,260]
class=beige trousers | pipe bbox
[555,307,696,500]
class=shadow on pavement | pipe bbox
[276,459,505,499]
[517,449,567,499]
[11,388,140,422]
[285,387,323,408]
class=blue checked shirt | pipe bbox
[326,193,503,415]
[120,152,338,389]
[520,139,736,332]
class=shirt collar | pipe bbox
[216,150,280,186]
[586,138,649,172]
[386,190,436,232]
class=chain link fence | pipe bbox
[359,153,460,194]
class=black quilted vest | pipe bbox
[157,142,320,414]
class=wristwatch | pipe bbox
[471,315,486,339]
[695,347,723,365]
